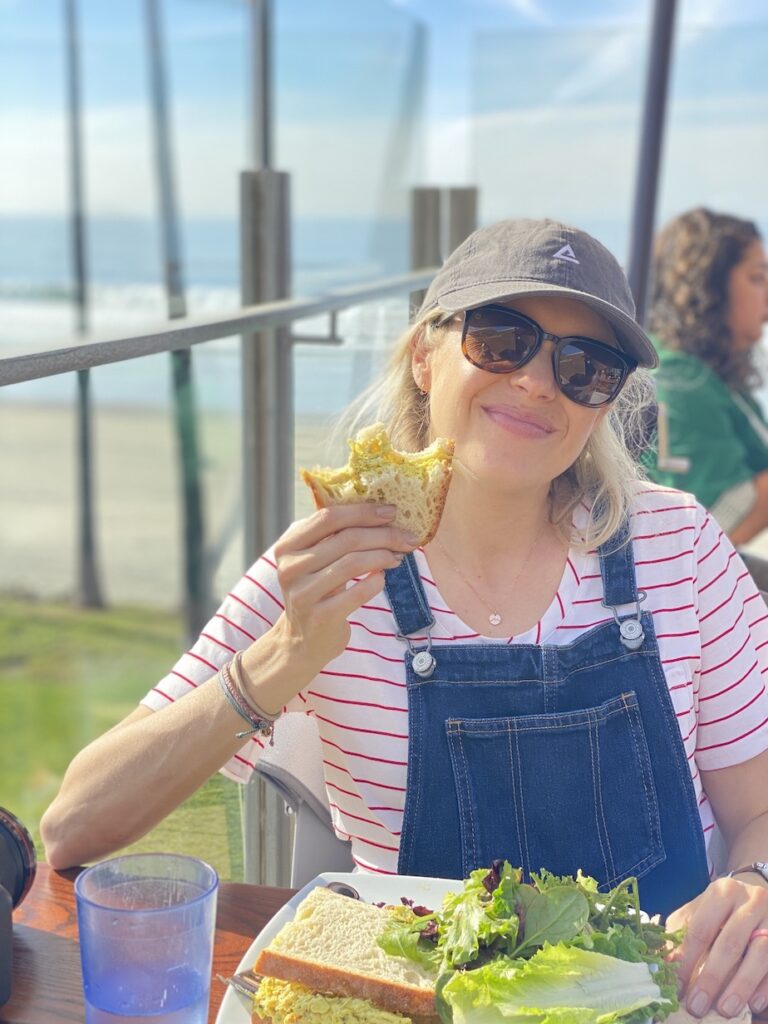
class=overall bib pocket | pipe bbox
[445,690,665,886]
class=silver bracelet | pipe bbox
[725,861,768,884]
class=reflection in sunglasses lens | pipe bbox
[466,311,537,370]
[462,309,629,407]
[559,343,622,405]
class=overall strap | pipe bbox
[597,517,647,651]
[597,517,639,606]
[384,553,435,637]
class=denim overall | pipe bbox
[384,523,711,918]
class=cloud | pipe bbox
[549,31,638,105]
[488,0,550,24]
[0,101,420,220]
[4,82,768,234]
[426,93,768,251]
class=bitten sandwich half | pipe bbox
[250,886,439,1024]
[300,424,454,547]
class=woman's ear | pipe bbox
[411,324,432,394]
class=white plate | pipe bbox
[215,871,462,1024]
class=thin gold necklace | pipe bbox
[432,524,548,627]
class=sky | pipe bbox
[2,0,768,246]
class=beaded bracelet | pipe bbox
[218,655,281,743]
[230,651,283,722]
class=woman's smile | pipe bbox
[482,402,557,438]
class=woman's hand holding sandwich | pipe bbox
[269,502,419,677]
[40,500,417,870]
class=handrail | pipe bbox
[0,266,438,386]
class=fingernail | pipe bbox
[376,505,397,518]
[688,991,710,1017]
[751,995,767,1013]
[401,531,420,545]
[719,995,743,1018]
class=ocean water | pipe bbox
[0,215,412,415]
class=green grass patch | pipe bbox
[0,597,243,880]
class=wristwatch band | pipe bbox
[726,861,768,883]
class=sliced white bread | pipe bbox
[253,887,438,1018]
[300,423,454,547]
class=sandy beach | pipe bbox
[0,402,342,610]
[3,400,768,612]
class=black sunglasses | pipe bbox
[454,304,636,408]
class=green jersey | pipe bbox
[643,342,768,508]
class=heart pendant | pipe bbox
[489,613,502,626]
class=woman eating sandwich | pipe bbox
[41,218,768,1020]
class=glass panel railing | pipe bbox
[658,16,768,231]
[0,0,416,885]
[470,17,652,261]
[657,12,768,407]
[0,343,245,881]
[275,0,423,291]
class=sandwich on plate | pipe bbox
[247,861,748,1024]
[250,885,438,1024]
[300,423,455,546]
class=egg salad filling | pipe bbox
[251,976,414,1024]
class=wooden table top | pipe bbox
[2,862,295,1023]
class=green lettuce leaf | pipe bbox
[511,886,590,957]
[439,943,672,1024]
[437,864,522,968]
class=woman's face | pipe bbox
[727,239,768,351]
[412,295,615,495]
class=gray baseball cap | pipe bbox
[418,218,658,369]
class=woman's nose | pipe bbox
[509,342,558,399]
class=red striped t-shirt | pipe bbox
[141,484,768,876]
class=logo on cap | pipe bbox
[552,244,579,264]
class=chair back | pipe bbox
[248,714,353,887]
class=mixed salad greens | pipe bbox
[377,860,683,1024]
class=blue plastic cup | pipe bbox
[75,853,218,1024]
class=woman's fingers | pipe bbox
[286,523,419,579]
[667,888,729,991]
[290,548,406,611]
[270,502,421,668]
[276,503,399,555]
[325,567,390,618]
[689,911,761,1016]
[714,929,768,1018]
[668,879,768,1017]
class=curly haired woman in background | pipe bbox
[646,208,768,544]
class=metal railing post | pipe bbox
[446,187,478,254]
[64,0,104,611]
[626,0,678,324]
[240,167,294,886]
[410,187,441,313]
[145,0,209,644]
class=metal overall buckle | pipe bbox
[397,627,436,678]
[601,590,647,651]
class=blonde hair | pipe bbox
[336,308,655,552]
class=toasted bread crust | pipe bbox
[300,427,454,547]
[301,463,453,548]
[419,462,452,546]
[300,468,336,513]
[253,948,437,1018]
